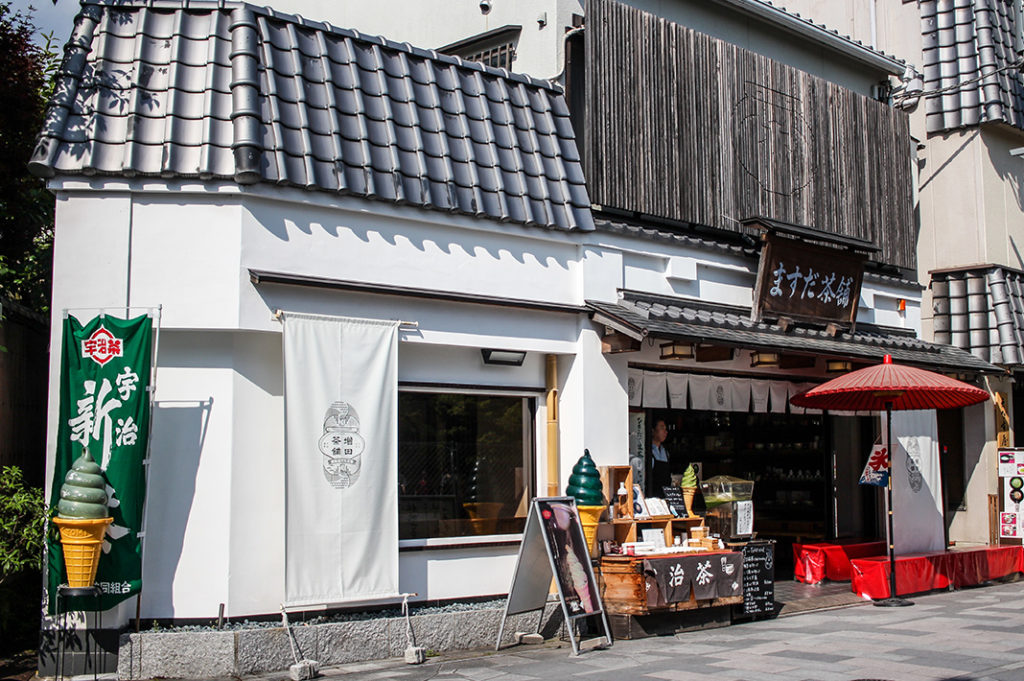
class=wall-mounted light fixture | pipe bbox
[695,344,734,362]
[826,359,853,373]
[750,351,780,367]
[481,349,527,366]
[659,341,694,360]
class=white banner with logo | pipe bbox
[885,410,945,555]
[282,312,400,606]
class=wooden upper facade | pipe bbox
[572,0,917,271]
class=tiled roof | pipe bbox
[932,265,1024,365]
[593,216,758,259]
[29,0,593,232]
[588,292,999,373]
[920,0,1024,132]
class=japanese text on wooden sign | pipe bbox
[752,233,866,326]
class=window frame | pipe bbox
[396,382,540,550]
[436,25,522,72]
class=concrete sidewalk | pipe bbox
[281,581,1024,681]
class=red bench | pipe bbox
[793,540,886,584]
[850,545,1024,599]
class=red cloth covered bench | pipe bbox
[850,545,1024,599]
[793,540,886,584]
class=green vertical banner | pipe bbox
[48,314,153,613]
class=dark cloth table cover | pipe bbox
[643,551,743,605]
[793,540,886,584]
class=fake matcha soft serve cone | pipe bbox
[681,464,699,517]
[53,449,112,588]
[565,450,605,556]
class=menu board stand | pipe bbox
[496,497,613,655]
[733,539,777,620]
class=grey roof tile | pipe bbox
[932,265,1024,366]
[588,293,999,373]
[920,0,1024,133]
[30,0,592,232]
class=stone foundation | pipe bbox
[117,603,563,679]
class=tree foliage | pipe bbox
[0,465,46,586]
[0,2,59,312]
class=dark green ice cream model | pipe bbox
[565,449,604,506]
[57,449,109,519]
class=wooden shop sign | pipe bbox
[752,233,866,328]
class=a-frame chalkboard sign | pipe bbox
[495,497,612,655]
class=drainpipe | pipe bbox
[546,354,560,496]
[869,0,877,53]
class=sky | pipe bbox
[13,0,80,46]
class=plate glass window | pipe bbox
[398,391,534,539]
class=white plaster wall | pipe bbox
[227,332,286,617]
[238,193,580,313]
[398,545,519,600]
[947,377,1005,545]
[397,343,547,388]
[142,332,235,619]
[558,321,631,485]
[127,198,243,329]
[978,126,1024,270]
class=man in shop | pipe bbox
[648,419,671,495]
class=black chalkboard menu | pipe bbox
[738,539,775,616]
[661,486,688,517]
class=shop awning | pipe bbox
[587,293,1001,374]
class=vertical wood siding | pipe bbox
[583,0,916,270]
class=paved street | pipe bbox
[312,581,1024,681]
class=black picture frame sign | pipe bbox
[661,486,688,518]
[496,498,613,656]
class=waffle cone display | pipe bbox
[682,488,697,517]
[54,517,112,588]
[576,505,605,557]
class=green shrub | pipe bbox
[0,465,45,586]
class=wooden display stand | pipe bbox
[595,466,738,624]
[598,554,743,616]
[598,465,704,546]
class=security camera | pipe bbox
[480,0,492,13]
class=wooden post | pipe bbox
[989,494,1000,547]
[546,354,560,496]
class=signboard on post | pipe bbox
[997,448,1024,539]
[752,232,866,327]
[48,313,155,613]
[496,498,612,655]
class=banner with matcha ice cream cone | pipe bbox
[48,314,153,613]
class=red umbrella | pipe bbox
[791,354,990,606]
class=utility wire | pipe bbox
[893,58,1024,102]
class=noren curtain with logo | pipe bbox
[282,312,400,606]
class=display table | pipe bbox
[597,551,744,616]
[793,540,886,584]
[850,545,1024,599]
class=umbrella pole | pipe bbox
[876,401,913,607]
